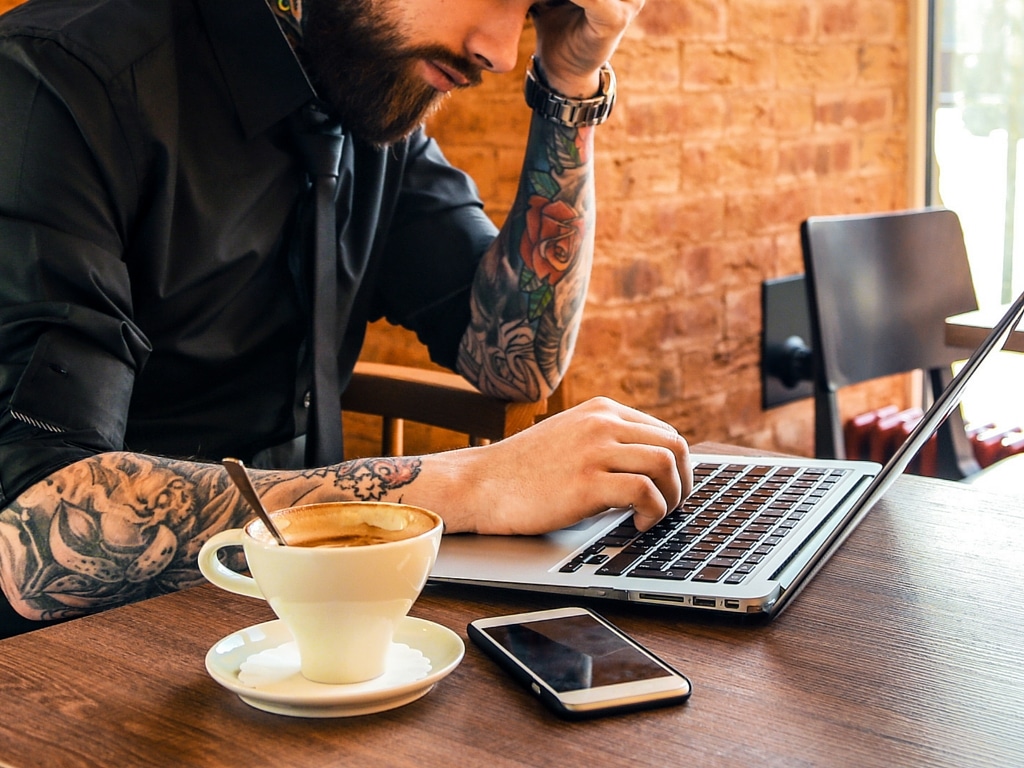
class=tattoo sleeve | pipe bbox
[0,452,422,621]
[457,115,596,401]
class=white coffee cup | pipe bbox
[198,501,443,685]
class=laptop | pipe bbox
[431,289,1024,619]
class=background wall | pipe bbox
[362,0,914,456]
[0,0,915,457]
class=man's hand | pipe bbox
[441,396,692,535]
[530,0,645,97]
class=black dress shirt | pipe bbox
[0,0,498,505]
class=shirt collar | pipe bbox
[197,0,316,139]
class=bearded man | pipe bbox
[0,0,690,636]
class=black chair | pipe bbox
[799,207,981,480]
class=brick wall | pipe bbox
[367,0,914,456]
[0,0,914,457]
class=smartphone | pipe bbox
[468,606,691,719]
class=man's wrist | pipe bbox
[524,56,616,128]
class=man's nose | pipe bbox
[464,14,524,73]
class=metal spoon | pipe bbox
[222,457,288,546]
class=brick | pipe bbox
[666,294,725,349]
[575,314,627,359]
[674,243,727,296]
[726,92,778,134]
[601,145,684,197]
[719,236,779,287]
[859,43,909,84]
[624,96,690,138]
[637,0,725,40]
[621,193,725,245]
[684,137,770,189]
[683,44,777,91]
[772,91,817,134]
[774,230,805,275]
[820,1,861,38]
[859,129,907,174]
[778,136,855,179]
[724,284,763,340]
[678,92,730,136]
[730,0,815,42]
[777,44,859,88]
[822,0,901,41]
[815,90,892,128]
[615,40,683,92]
[724,186,817,236]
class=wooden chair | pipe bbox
[341,361,556,456]
[800,208,981,480]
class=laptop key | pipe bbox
[595,550,645,576]
[692,565,729,582]
[630,567,694,581]
[578,459,839,584]
[709,557,739,568]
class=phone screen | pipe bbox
[482,613,674,692]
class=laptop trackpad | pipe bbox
[431,508,629,580]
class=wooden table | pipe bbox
[946,305,1024,352]
[1,446,1022,767]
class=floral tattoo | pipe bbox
[334,457,421,500]
[514,125,591,320]
[0,452,424,621]
[458,118,595,400]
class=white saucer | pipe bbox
[205,617,464,718]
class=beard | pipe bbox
[299,0,483,146]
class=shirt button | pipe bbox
[303,390,311,408]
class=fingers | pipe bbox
[455,396,691,536]
[602,434,691,532]
[531,0,645,84]
[555,397,692,530]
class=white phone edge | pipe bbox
[468,606,692,717]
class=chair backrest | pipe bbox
[340,361,553,457]
[800,208,980,478]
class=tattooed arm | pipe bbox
[0,394,691,623]
[456,116,595,401]
[456,0,645,401]
[0,452,424,622]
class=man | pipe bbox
[0,0,690,634]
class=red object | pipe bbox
[868,408,922,465]
[972,427,1023,468]
[843,405,899,460]
[845,409,1024,477]
[844,405,939,477]
[1000,431,1024,459]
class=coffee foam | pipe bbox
[248,502,439,547]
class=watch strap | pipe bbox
[524,56,616,128]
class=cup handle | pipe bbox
[197,528,264,599]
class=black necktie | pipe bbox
[292,101,345,467]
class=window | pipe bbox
[929,0,1024,306]
[928,0,1024,430]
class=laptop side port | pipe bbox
[692,597,716,608]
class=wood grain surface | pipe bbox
[0,446,1021,767]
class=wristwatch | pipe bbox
[524,56,616,128]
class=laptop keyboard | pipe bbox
[558,462,851,585]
